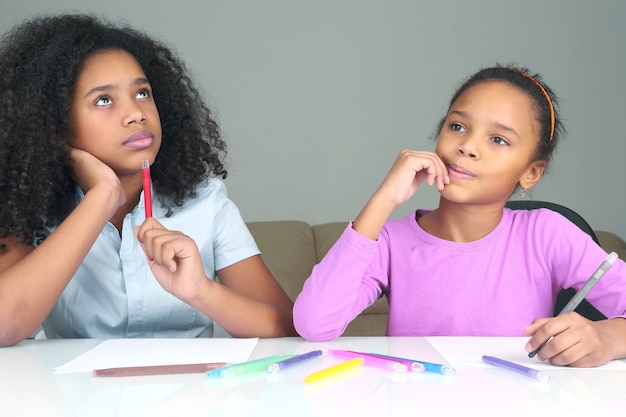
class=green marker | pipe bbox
[207,354,296,378]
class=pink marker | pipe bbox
[328,349,408,373]
[141,160,152,218]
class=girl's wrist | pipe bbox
[353,192,395,240]
[180,276,215,310]
[85,180,125,214]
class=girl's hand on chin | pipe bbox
[378,150,450,206]
[69,147,124,206]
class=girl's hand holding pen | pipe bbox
[524,313,614,367]
[135,218,209,303]
[525,252,623,367]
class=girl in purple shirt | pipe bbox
[293,65,626,368]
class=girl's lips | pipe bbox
[447,164,476,180]
[123,130,154,150]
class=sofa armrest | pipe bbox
[595,230,626,261]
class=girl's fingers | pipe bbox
[396,149,449,191]
[138,226,189,271]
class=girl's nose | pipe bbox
[123,103,146,125]
[457,135,480,159]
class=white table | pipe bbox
[1,337,625,416]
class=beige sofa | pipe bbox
[247,221,626,337]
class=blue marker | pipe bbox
[365,352,455,375]
[267,350,323,373]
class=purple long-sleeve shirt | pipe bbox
[293,208,626,341]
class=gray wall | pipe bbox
[2,1,624,241]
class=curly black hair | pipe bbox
[0,13,227,245]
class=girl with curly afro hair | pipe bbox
[0,13,295,345]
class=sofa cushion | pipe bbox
[311,222,346,261]
[247,221,317,301]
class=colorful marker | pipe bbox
[363,352,454,375]
[483,355,550,382]
[304,357,365,384]
[141,159,152,218]
[330,349,408,372]
[267,350,323,373]
[207,354,294,378]
[94,362,226,377]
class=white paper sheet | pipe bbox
[54,338,258,373]
[425,336,626,370]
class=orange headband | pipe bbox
[515,71,555,142]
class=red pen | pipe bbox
[142,160,152,218]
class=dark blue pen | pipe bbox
[364,352,455,375]
[266,350,323,373]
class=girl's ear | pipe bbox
[519,160,546,190]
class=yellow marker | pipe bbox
[304,357,365,384]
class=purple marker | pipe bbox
[267,350,323,373]
[482,355,551,382]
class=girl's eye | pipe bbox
[491,136,509,146]
[136,88,151,99]
[95,96,112,106]
[450,123,466,132]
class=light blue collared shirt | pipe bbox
[41,178,260,339]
